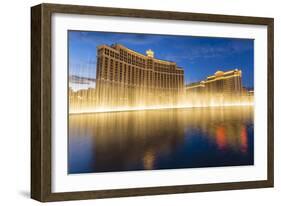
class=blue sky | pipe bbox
[68,30,254,90]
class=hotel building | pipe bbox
[95,44,185,107]
[186,69,243,96]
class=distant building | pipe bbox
[95,44,185,107]
[186,69,243,96]
[248,90,254,96]
[185,81,206,96]
[69,88,96,108]
[205,70,242,95]
[242,87,254,96]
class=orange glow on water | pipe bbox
[216,126,227,149]
[240,126,248,153]
[69,106,254,173]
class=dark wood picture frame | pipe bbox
[31,3,274,202]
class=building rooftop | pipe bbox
[207,69,242,80]
[100,43,178,65]
[186,81,205,88]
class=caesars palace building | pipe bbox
[185,69,243,96]
[95,44,185,107]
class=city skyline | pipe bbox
[69,43,252,114]
[68,30,254,91]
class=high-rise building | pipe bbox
[95,44,185,107]
[205,70,242,95]
[186,69,243,96]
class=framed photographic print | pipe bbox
[31,3,274,202]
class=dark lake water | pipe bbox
[68,106,254,174]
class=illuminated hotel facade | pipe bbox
[186,69,243,96]
[95,44,185,107]
[69,47,253,113]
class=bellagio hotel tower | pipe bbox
[96,44,185,108]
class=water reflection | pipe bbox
[68,106,254,174]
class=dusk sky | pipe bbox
[68,30,254,91]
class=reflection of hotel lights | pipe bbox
[240,126,248,153]
[69,102,254,115]
[143,150,155,170]
[216,126,226,149]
